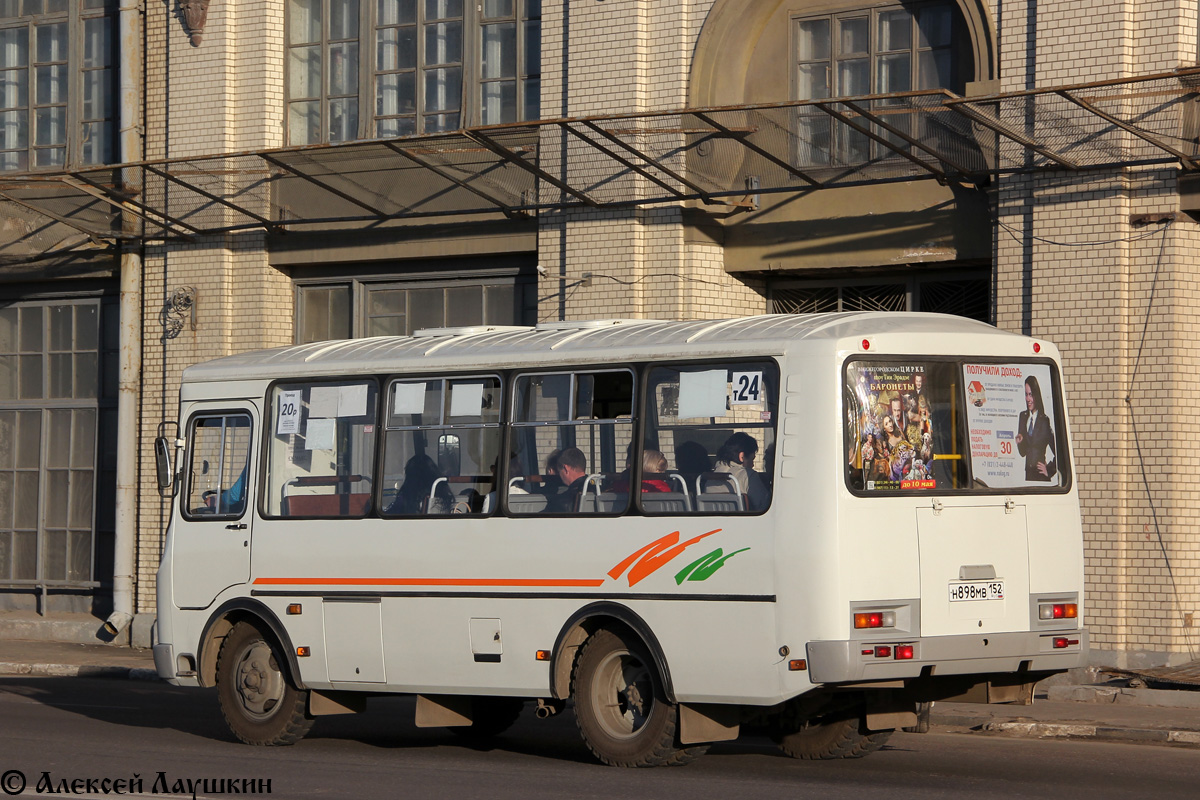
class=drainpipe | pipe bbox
[104,0,143,639]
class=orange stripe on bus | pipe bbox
[253,577,606,587]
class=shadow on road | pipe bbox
[0,676,908,766]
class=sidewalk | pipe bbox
[1,638,1199,748]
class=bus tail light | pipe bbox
[854,611,896,629]
[874,646,891,658]
[1052,638,1080,649]
[1039,603,1078,620]
[895,645,914,660]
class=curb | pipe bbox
[0,662,160,681]
[981,720,1200,747]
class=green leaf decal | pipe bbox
[673,547,750,585]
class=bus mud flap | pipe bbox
[309,690,367,716]
[415,694,472,727]
[865,690,918,731]
[679,703,741,744]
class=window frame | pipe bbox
[0,0,117,172]
[260,377,381,520]
[790,0,962,164]
[842,354,1073,497]
[638,358,780,517]
[182,411,254,522]
[379,372,504,518]
[504,366,637,517]
[284,0,542,145]
[293,269,539,344]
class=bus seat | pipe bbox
[578,492,628,513]
[508,493,548,514]
[282,492,371,516]
[641,492,690,513]
[695,472,746,513]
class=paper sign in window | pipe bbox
[392,382,427,415]
[276,390,302,435]
[308,386,340,418]
[449,382,485,417]
[338,383,368,418]
[304,418,336,451]
[677,370,727,419]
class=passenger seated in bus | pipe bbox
[712,432,769,511]
[675,440,711,476]
[546,447,588,512]
[202,463,248,515]
[387,454,454,515]
[609,449,672,494]
[537,448,566,498]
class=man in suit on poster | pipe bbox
[1016,374,1056,481]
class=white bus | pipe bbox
[152,314,1087,767]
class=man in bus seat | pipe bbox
[547,447,588,512]
[203,462,248,515]
[712,432,769,511]
[537,448,566,498]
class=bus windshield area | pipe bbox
[845,358,1068,493]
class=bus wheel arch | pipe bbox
[198,599,304,691]
[549,602,676,703]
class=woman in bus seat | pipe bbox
[609,449,672,494]
[387,454,455,515]
[712,432,769,511]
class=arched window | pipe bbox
[793,1,968,164]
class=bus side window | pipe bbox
[183,414,252,519]
[507,370,633,515]
[640,362,778,515]
[264,381,377,518]
[381,376,502,517]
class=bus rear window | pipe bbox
[961,361,1067,489]
[845,360,968,492]
[845,358,1069,493]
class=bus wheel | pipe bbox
[449,697,526,739]
[572,628,707,767]
[216,621,314,746]
[774,713,892,760]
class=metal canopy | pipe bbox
[1,66,1198,254]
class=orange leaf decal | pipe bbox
[608,529,721,587]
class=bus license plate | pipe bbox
[948,581,1005,602]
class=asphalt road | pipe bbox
[0,677,1194,800]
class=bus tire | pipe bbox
[449,697,525,739]
[572,628,707,767]
[216,621,314,746]
[774,714,892,760]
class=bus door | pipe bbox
[172,405,258,609]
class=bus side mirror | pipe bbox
[155,436,175,491]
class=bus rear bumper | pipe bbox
[806,629,1089,684]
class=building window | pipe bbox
[296,272,537,343]
[793,2,961,164]
[288,0,541,145]
[0,296,118,586]
[0,0,116,171]
[769,270,990,323]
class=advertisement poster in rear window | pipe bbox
[962,362,1060,488]
[846,363,937,491]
